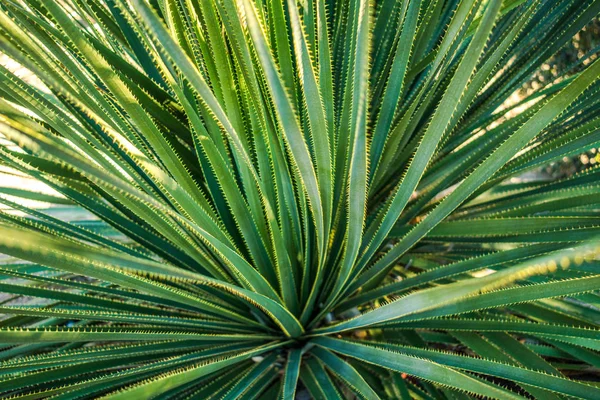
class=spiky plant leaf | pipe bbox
[0,0,599,398]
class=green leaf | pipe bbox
[281,348,302,399]
[311,346,380,400]
[313,337,520,399]
[102,341,288,399]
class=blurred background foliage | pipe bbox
[530,17,600,178]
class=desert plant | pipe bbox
[0,0,599,397]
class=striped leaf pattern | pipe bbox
[0,0,599,398]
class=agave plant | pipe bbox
[1,0,600,397]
